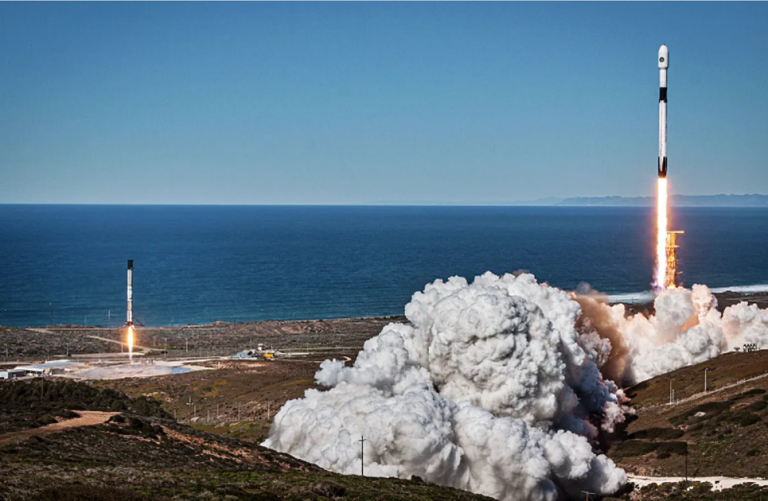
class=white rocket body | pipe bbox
[127,260,133,326]
[658,44,669,178]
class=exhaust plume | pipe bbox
[264,272,628,501]
[577,284,768,383]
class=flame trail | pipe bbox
[127,325,134,363]
[655,178,668,291]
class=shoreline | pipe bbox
[2,291,767,362]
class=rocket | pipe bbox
[126,259,133,326]
[658,44,669,178]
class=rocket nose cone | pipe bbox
[658,45,669,69]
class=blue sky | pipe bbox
[1,2,767,204]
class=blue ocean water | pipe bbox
[1,205,767,327]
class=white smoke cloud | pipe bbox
[263,272,768,500]
[578,284,768,383]
[264,272,628,501]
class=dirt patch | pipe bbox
[0,410,117,447]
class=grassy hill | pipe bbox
[0,380,490,501]
[608,350,768,481]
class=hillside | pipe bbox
[0,380,491,501]
[607,350,768,481]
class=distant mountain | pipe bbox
[556,194,768,207]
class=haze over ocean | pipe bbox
[1,205,767,328]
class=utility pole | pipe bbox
[670,378,674,404]
[704,368,709,393]
[359,435,366,477]
[581,492,595,501]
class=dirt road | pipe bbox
[0,411,117,447]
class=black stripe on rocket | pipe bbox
[658,85,668,178]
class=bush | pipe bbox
[671,401,732,425]
[36,485,150,501]
[655,441,688,458]
[311,481,347,497]
[629,428,684,440]
[747,448,762,457]
[735,413,761,427]
[612,440,659,457]
[745,401,768,412]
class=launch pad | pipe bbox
[665,230,684,288]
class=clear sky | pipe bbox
[1,2,767,205]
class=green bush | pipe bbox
[736,413,761,427]
[629,427,684,440]
[655,441,688,458]
[36,485,150,501]
[671,401,732,425]
[612,440,659,457]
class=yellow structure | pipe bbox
[665,230,684,288]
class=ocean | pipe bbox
[1,205,767,327]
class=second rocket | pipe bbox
[127,259,133,326]
[658,44,669,178]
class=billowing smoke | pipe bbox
[264,272,628,501]
[577,284,768,383]
[263,272,768,500]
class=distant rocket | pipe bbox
[658,44,669,178]
[127,259,133,326]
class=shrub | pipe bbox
[36,485,150,501]
[671,401,731,425]
[736,413,761,427]
[612,440,659,457]
[655,441,688,458]
[629,428,684,440]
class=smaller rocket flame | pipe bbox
[127,325,134,363]
[655,178,668,291]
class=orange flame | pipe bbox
[655,178,668,291]
[127,326,134,363]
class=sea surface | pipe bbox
[1,205,767,327]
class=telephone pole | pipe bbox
[581,491,596,501]
[704,368,710,393]
[359,435,366,477]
